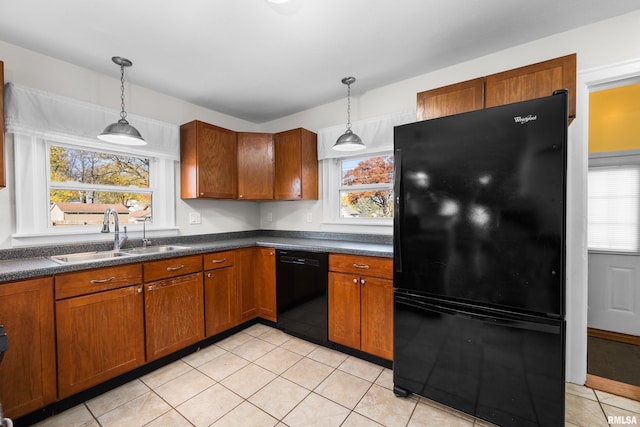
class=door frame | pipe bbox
[568,58,640,385]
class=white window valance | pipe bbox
[3,82,179,160]
[317,110,415,160]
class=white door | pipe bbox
[588,253,640,335]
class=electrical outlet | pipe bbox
[267,212,273,222]
[306,212,313,222]
[189,212,201,224]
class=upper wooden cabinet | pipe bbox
[237,132,274,200]
[417,54,576,122]
[1,60,5,188]
[274,128,318,200]
[417,78,485,121]
[180,120,237,199]
[485,54,576,120]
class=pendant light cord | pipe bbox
[346,81,352,131]
[119,64,127,121]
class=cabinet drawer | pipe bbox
[203,251,235,270]
[55,264,142,299]
[329,254,393,279]
[143,255,202,282]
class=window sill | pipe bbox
[320,220,393,235]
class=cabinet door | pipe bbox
[255,247,276,322]
[145,272,204,361]
[0,277,56,419]
[180,120,237,199]
[274,128,318,200]
[417,78,485,121]
[361,276,394,360]
[1,60,5,188]
[237,132,274,200]
[56,285,145,398]
[485,53,576,120]
[204,266,238,336]
[328,272,361,349]
[235,248,257,322]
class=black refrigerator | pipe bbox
[392,91,567,427]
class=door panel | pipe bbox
[588,253,640,335]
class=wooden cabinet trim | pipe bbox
[204,250,235,270]
[55,263,142,299]
[143,254,202,282]
[417,77,485,121]
[485,53,576,120]
[329,253,393,279]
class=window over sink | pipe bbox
[48,144,152,227]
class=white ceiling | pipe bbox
[1,0,640,123]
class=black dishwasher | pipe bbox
[276,250,328,345]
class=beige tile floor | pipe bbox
[31,324,640,427]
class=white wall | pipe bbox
[0,40,262,248]
[2,10,640,384]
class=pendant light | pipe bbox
[333,76,365,152]
[98,56,146,145]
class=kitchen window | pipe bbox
[323,153,394,225]
[5,84,179,246]
[339,155,394,219]
[48,144,152,227]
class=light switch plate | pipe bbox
[189,212,201,224]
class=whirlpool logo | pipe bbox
[513,114,537,124]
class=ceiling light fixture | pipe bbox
[333,76,365,152]
[98,56,146,145]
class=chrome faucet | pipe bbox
[101,207,128,251]
[142,218,152,248]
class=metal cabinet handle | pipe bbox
[207,272,212,278]
[360,279,366,285]
[353,263,370,269]
[211,258,227,264]
[90,276,116,284]
[166,264,185,271]
[353,278,358,284]
[137,286,143,294]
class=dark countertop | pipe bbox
[0,231,393,283]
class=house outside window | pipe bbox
[48,145,152,227]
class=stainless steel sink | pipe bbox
[48,250,135,264]
[120,245,191,255]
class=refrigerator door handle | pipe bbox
[396,294,562,335]
[393,147,403,273]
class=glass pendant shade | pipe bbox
[333,76,364,152]
[98,56,146,145]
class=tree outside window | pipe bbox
[339,155,394,219]
[48,145,152,226]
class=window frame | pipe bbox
[12,134,177,246]
[587,150,640,255]
[322,152,394,228]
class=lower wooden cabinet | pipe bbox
[255,247,276,322]
[54,264,144,398]
[328,254,394,360]
[236,248,258,322]
[204,251,238,336]
[56,285,145,398]
[144,272,204,361]
[0,277,56,419]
